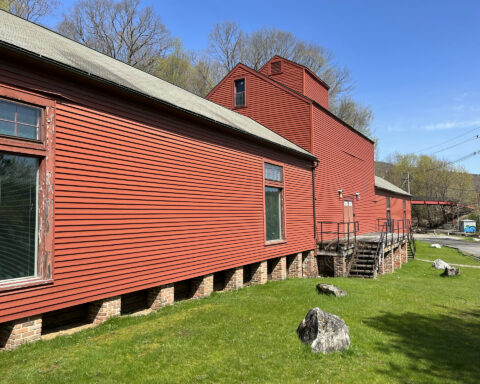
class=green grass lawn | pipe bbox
[415,241,480,265]
[1,242,479,384]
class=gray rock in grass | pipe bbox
[316,283,347,297]
[297,308,350,354]
[441,266,460,277]
[432,259,450,270]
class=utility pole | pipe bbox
[407,172,410,194]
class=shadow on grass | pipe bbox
[365,309,480,384]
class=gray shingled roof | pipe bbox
[375,176,411,197]
[0,11,315,159]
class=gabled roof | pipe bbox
[0,11,315,160]
[209,62,375,145]
[375,176,412,197]
[260,55,330,90]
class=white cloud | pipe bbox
[422,119,480,131]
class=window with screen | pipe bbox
[0,99,41,140]
[264,163,284,242]
[0,153,38,281]
[234,78,245,107]
[0,96,45,284]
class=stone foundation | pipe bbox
[251,261,267,285]
[384,250,394,274]
[393,246,402,270]
[148,284,174,310]
[270,256,287,281]
[224,267,243,290]
[302,251,318,278]
[402,243,408,264]
[192,274,214,299]
[88,296,121,325]
[287,253,303,278]
[333,256,346,277]
[0,315,42,351]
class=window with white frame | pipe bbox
[264,163,284,242]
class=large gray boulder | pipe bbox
[316,283,347,297]
[441,266,460,277]
[432,259,450,270]
[296,308,350,354]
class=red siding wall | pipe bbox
[259,59,304,95]
[0,60,315,323]
[304,72,329,109]
[374,189,412,228]
[208,65,312,152]
[312,107,377,236]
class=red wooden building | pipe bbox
[0,13,411,350]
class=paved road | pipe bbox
[415,234,480,258]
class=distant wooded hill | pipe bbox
[374,161,480,196]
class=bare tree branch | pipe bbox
[57,0,173,73]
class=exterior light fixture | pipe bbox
[356,192,360,200]
[338,189,343,199]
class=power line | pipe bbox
[422,151,479,173]
[416,126,480,153]
[430,135,480,155]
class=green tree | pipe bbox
[384,153,478,228]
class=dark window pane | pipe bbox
[0,120,15,136]
[234,79,245,107]
[234,79,245,92]
[17,124,37,140]
[265,186,282,241]
[16,104,40,126]
[0,100,16,121]
[265,163,283,182]
[0,153,38,281]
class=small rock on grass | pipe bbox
[297,308,350,354]
[441,266,460,277]
[316,283,347,297]
[430,243,442,249]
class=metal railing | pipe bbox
[374,218,414,271]
[317,221,360,251]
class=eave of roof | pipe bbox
[0,11,316,161]
[375,176,412,197]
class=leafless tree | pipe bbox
[208,21,244,72]
[208,22,373,135]
[1,0,58,22]
[57,0,173,73]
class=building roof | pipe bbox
[209,62,375,145]
[0,11,315,160]
[260,55,330,90]
[375,176,412,197]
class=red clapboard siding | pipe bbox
[304,71,329,109]
[208,64,312,152]
[374,189,412,224]
[312,107,377,237]
[0,58,315,323]
[259,58,304,95]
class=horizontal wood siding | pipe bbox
[313,107,377,237]
[0,59,314,323]
[304,72,329,109]
[207,66,312,152]
[259,59,304,95]
[374,189,412,224]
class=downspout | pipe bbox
[312,159,319,253]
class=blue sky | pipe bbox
[45,0,480,173]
